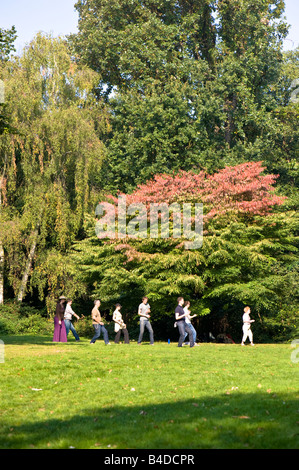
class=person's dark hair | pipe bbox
[184,300,190,307]
[142,296,148,301]
[115,303,121,308]
[67,299,72,303]
[177,296,184,303]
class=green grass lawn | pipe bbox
[0,335,298,449]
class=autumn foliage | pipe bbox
[103,162,285,224]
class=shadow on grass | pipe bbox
[1,335,176,346]
[0,335,91,346]
[1,392,298,449]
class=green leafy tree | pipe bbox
[0,26,17,61]
[71,0,292,192]
[0,25,17,304]
[0,34,108,309]
[0,26,17,134]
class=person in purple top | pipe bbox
[53,296,67,342]
[175,296,194,348]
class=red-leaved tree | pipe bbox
[101,162,285,225]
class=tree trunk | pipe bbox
[17,227,39,303]
[17,205,44,303]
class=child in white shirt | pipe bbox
[241,306,255,346]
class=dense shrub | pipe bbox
[0,302,52,336]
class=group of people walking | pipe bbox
[53,295,254,346]
[53,295,155,345]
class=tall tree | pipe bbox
[0,25,17,304]
[71,0,216,94]
[71,0,290,192]
[0,33,108,306]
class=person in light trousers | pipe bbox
[241,306,255,346]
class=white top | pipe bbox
[183,306,191,324]
[243,312,251,324]
[64,304,75,320]
[138,302,150,319]
[113,309,125,332]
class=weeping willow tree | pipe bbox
[0,33,108,310]
[0,25,17,304]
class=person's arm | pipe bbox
[67,305,81,320]
[91,309,98,323]
[175,308,186,321]
[145,304,151,317]
[184,309,196,321]
[176,312,185,320]
[138,305,151,318]
[71,307,81,320]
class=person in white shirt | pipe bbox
[241,306,255,346]
[113,304,129,344]
[137,296,154,345]
[183,301,198,345]
[64,299,82,341]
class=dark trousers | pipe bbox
[114,328,129,344]
[178,321,194,347]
